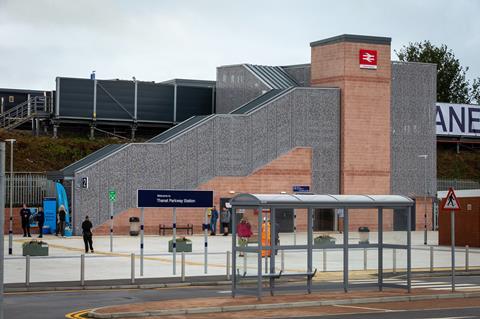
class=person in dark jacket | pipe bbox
[81,216,94,253]
[56,205,66,237]
[36,208,45,238]
[210,206,219,236]
[20,203,31,237]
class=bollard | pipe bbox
[281,249,285,273]
[393,249,397,274]
[80,254,85,286]
[181,252,185,282]
[322,249,327,272]
[243,252,247,274]
[131,253,135,284]
[430,246,434,273]
[226,251,231,280]
[465,245,469,272]
[25,255,30,287]
[363,248,367,271]
[264,252,268,274]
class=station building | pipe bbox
[57,34,437,235]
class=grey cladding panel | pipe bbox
[282,65,311,87]
[169,138,187,190]
[137,83,174,122]
[250,107,270,169]
[196,120,215,184]
[57,77,211,123]
[176,86,213,122]
[391,62,437,196]
[96,80,134,120]
[58,78,94,118]
[216,65,269,114]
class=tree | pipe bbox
[396,41,480,104]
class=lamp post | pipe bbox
[5,139,15,255]
[418,154,428,245]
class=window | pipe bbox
[8,96,14,103]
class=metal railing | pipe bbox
[0,96,50,130]
[437,179,480,191]
[5,245,480,287]
[5,173,56,206]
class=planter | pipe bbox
[314,237,336,247]
[168,239,192,252]
[22,241,49,256]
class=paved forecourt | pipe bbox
[4,231,480,284]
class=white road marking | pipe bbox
[333,304,395,312]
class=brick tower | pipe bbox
[310,34,392,195]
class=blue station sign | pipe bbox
[137,189,213,208]
[293,185,310,193]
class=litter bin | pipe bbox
[129,217,140,236]
[358,226,370,244]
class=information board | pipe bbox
[137,189,213,208]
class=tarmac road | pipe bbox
[4,275,480,319]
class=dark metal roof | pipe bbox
[230,89,290,115]
[148,115,212,143]
[58,144,127,178]
[244,64,297,89]
[160,79,216,88]
[281,63,311,69]
[0,88,47,94]
[310,34,391,47]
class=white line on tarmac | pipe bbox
[333,304,396,312]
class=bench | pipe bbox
[237,269,317,280]
[159,224,193,236]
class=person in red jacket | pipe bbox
[237,217,252,257]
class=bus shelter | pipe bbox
[229,194,415,300]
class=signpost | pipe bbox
[137,190,213,275]
[293,185,310,193]
[109,189,116,252]
[443,187,461,292]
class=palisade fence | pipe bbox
[5,172,56,206]
[437,179,480,191]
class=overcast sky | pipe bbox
[0,0,478,90]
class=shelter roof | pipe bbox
[230,193,414,209]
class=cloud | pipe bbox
[0,0,478,90]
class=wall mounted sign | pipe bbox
[359,49,378,69]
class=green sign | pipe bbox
[109,190,117,202]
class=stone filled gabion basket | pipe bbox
[22,240,49,256]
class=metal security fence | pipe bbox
[5,172,56,206]
[437,179,480,191]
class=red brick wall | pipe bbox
[94,147,312,235]
[3,207,32,235]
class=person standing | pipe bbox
[210,206,219,236]
[81,216,94,253]
[57,205,66,237]
[220,207,231,236]
[20,203,31,237]
[337,208,344,234]
[36,208,45,238]
[237,217,252,257]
